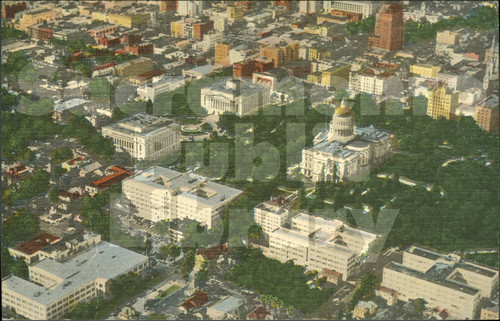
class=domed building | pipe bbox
[300,100,394,182]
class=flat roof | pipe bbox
[385,262,480,296]
[211,296,243,314]
[3,241,148,306]
[104,113,178,137]
[124,166,242,207]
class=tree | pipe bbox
[415,298,426,315]
[19,97,55,116]
[51,147,73,162]
[248,224,263,240]
[293,188,307,210]
[146,99,153,115]
[89,77,112,103]
[49,188,60,203]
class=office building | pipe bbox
[254,197,290,234]
[299,0,321,14]
[260,42,300,68]
[122,166,242,227]
[108,12,150,28]
[15,8,56,31]
[381,245,499,320]
[102,114,181,160]
[2,240,148,320]
[215,42,232,66]
[227,5,244,22]
[136,76,185,102]
[369,3,403,51]
[114,57,153,77]
[324,1,377,19]
[200,78,271,116]
[301,100,393,182]
[426,85,459,120]
[475,95,499,133]
[177,0,204,17]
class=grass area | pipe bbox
[464,252,499,269]
[157,284,180,299]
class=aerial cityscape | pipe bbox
[1,1,499,320]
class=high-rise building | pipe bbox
[260,42,300,68]
[369,2,403,51]
[272,0,293,11]
[324,1,378,19]
[299,0,321,14]
[475,95,499,134]
[159,0,177,12]
[426,85,459,120]
[215,42,232,66]
[177,0,204,17]
[227,4,244,22]
[2,1,27,19]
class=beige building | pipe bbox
[102,114,181,161]
[301,100,393,182]
[115,57,153,78]
[2,240,148,320]
[264,212,378,281]
[410,64,442,78]
[254,198,290,234]
[436,30,460,46]
[122,166,243,228]
[426,85,459,120]
[200,78,271,116]
[381,245,499,320]
[481,306,499,320]
[15,8,56,31]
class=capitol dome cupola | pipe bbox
[327,99,356,143]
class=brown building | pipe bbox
[369,3,403,51]
[236,1,252,10]
[124,33,142,45]
[2,1,27,19]
[233,58,274,78]
[475,95,499,134]
[99,36,122,48]
[37,27,52,40]
[273,0,292,11]
[282,60,311,77]
[127,43,154,55]
[160,0,177,12]
[215,42,232,66]
[193,20,214,40]
[260,42,300,68]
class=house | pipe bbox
[376,286,398,306]
[61,156,85,171]
[247,306,270,320]
[179,290,208,313]
[323,268,342,285]
[353,300,377,319]
[85,166,133,196]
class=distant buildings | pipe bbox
[369,3,403,51]
[475,95,499,133]
[2,238,148,320]
[299,0,321,14]
[301,100,393,182]
[15,8,56,31]
[2,1,27,19]
[215,42,232,66]
[136,76,184,102]
[171,17,213,40]
[107,12,150,28]
[325,1,378,19]
[122,166,243,228]
[260,42,300,68]
[381,245,499,320]
[177,0,204,17]
[200,78,271,116]
[102,113,181,160]
[227,4,244,23]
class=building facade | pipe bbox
[475,95,499,133]
[301,100,393,182]
[369,3,403,51]
[201,78,271,116]
[114,57,153,77]
[102,114,181,160]
[426,85,459,120]
[122,166,243,228]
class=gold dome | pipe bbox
[335,100,353,116]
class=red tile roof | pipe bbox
[323,268,342,278]
[15,233,60,255]
[92,62,116,71]
[198,243,227,260]
[248,306,269,320]
[90,166,133,190]
[180,290,208,311]
[58,190,81,199]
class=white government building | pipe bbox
[200,78,271,116]
[301,100,393,182]
[136,76,185,103]
[254,199,378,281]
[2,239,148,320]
[122,166,243,228]
[381,245,499,320]
[102,113,181,160]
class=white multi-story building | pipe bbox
[136,76,185,103]
[102,114,181,161]
[266,212,378,281]
[323,1,379,18]
[177,0,204,17]
[122,166,243,228]
[301,100,393,182]
[254,198,290,234]
[202,31,224,52]
[349,70,401,97]
[381,246,499,320]
[2,240,148,320]
[201,78,271,116]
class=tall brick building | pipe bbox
[160,0,177,12]
[475,95,499,134]
[369,3,403,51]
[2,1,27,19]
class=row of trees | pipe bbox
[3,170,50,205]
